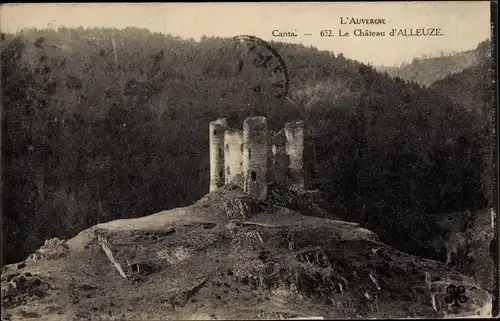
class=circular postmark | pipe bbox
[232,35,290,99]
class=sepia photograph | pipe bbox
[0,2,498,320]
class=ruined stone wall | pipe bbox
[224,128,244,185]
[285,120,305,189]
[268,129,290,186]
[209,118,227,192]
[243,117,268,200]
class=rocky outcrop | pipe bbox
[25,238,69,263]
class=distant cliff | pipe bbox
[375,39,491,86]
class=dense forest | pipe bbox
[430,60,492,117]
[1,28,494,286]
[376,40,491,86]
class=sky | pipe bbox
[0,2,492,66]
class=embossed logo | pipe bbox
[445,284,468,306]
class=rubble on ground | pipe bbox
[1,272,50,308]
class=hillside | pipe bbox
[1,27,493,301]
[425,52,495,294]
[375,39,491,86]
[429,61,492,116]
[0,186,492,320]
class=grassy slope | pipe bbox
[1,187,492,320]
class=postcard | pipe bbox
[0,2,497,319]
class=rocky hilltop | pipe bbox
[375,39,491,86]
[1,185,492,320]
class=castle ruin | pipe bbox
[209,116,304,200]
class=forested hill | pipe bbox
[375,39,491,86]
[429,60,492,117]
[1,27,491,270]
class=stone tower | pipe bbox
[209,118,227,192]
[285,120,305,189]
[208,116,305,199]
[243,117,268,200]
